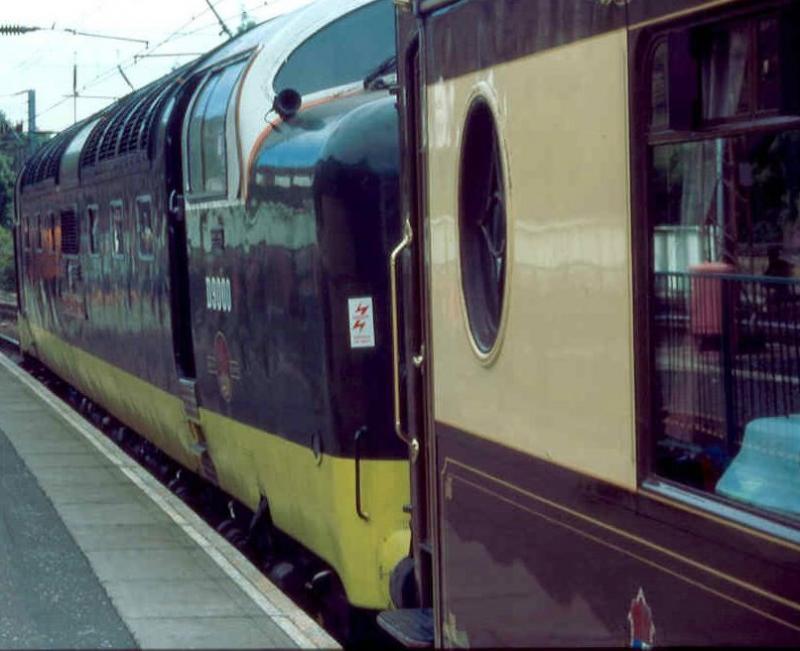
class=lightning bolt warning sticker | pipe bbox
[348,297,375,348]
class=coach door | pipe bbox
[383,30,438,646]
[164,75,206,444]
[165,78,200,385]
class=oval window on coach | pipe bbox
[459,98,507,358]
[187,60,246,197]
[639,6,800,524]
[272,0,394,97]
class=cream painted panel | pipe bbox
[428,30,636,489]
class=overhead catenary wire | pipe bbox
[204,0,234,38]
[42,0,241,104]
[29,0,236,122]
[26,0,303,127]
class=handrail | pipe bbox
[389,218,419,461]
[354,427,369,521]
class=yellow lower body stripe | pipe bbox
[25,320,410,608]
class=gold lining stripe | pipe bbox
[437,416,800,553]
[442,457,800,614]
[450,473,800,633]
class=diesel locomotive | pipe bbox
[13,0,411,615]
[383,0,800,647]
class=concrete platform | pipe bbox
[0,352,339,650]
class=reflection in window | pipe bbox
[650,41,668,130]
[136,197,154,257]
[647,11,800,521]
[651,134,800,517]
[757,17,781,112]
[88,206,99,255]
[188,74,219,193]
[700,22,751,120]
[187,61,244,195]
[111,202,125,257]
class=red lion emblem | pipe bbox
[628,588,655,649]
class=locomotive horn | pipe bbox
[273,88,302,120]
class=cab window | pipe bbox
[273,0,394,97]
[187,61,245,196]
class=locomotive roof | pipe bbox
[19,0,380,191]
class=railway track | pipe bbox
[0,336,396,648]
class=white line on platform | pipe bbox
[0,352,339,650]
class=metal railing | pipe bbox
[653,271,800,458]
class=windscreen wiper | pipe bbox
[363,55,397,90]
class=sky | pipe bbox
[0,0,312,134]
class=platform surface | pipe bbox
[0,352,338,649]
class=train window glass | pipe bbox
[188,73,220,194]
[458,98,507,356]
[644,9,800,521]
[699,21,752,121]
[136,196,154,258]
[23,217,30,250]
[111,201,125,257]
[202,62,244,194]
[757,17,782,112]
[273,0,394,97]
[187,61,244,196]
[87,205,99,255]
[60,209,79,255]
[650,41,668,130]
[35,214,42,251]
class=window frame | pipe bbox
[110,199,126,259]
[87,204,100,257]
[135,194,155,260]
[457,95,509,362]
[631,1,800,533]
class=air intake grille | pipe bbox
[80,117,108,168]
[19,121,83,188]
[97,96,137,161]
[119,83,162,154]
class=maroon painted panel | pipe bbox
[435,423,800,646]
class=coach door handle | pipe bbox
[389,218,420,463]
[168,190,184,215]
